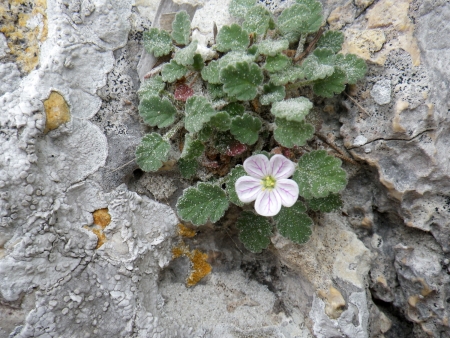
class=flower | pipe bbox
[235,154,299,216]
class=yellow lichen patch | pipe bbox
[172,241,212,287]
[0,0,48,73]
[43,91,71,133]
[91,228,107,249]
[318,286,346,319]
[341,29,386,64]
[177,223,197,238]
[93,208,112,229]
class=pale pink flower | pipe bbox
[235,154,299,216]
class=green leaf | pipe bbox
[216,24,250,52]
[274,202,313,244]
[293,150,347,199]
[185,96,216,133]
[137,76,165,99]
[301,48,335,81]
[236,211,272,253]
[193,53,204,71]
[176,183,229,225]
[312,68,346,97]
[143,28,173,57]
[256,39,289,56]
[136,133,170,172]
[264,54,291,73]
[317,30,344,53]
[219,51,257,69]
[271,97,312,122]
[220,62,263,101]
[181,134,204,159]
[277,3,323,39]
[335,54,367,84]
[214,132,237,153]
[161,60,187,82]
[225,165,247,206]
[230,114,261,145]
[273,117,314,147]
[207,83,226,99]
[229,0,256,19]
[307,193,342,212]
[178,157,198,179]
[269,66,305,85]
[260,83,286,105]
[242,6,272,36]
[201,60,221,84]
[171,11,191,45]
[210,111,231,131]
[223,102,245,117]
[197,124,213,142]
[174,41,198,66]
[138,96,177,128]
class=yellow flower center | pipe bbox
[261,176,276,190]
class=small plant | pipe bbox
[136,0,366,252]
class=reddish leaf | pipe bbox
[202,159,220,168]
[225,142,247,156]
[174,84,194,101]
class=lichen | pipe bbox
[43,91,71,133]
[172,241,212,287]
[84,208,111,249]
[177,223,197,238]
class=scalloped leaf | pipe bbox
[181,134,204,159]
[264,54,291,73]
[220,62,263,101]
[193,53,204,71]
[219,51,257,69]
[225,165,247,206]
[269,66,305,85]
[201,60,221,84]
[302,48,335,81]
[207,83,226,99]
[223,102,245,117]
[307,193,342,212]
[229,0,256,19]
[335,54,367,84]
[256,39,289,56]
[274,202,313,244]
[260,83,286,105]
[171,10,191,45]
[274,117,314,147]
[277,3,323,39]
[137,76,165,99]
[185,96,216,133]
[230,114,261,145]
[293,150,347,199]
[138,96,177,128]
[161,60,187,82]
[312,68,346,97]
[210,111,231,131]
[242,5,272,36]
[136,133,170,172]
[271,97,313,122]
[216,24,250,52]
[178,157,197,179]
[176,183,229,225]
[317,30,344,53]
[197,124,213,142]
[143,28,173,57]
[236,211,272,253]
[174,41,198,66]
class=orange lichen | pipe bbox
[43,91,71,133]
[84,208,111,249]
[177,223,197,238]
[172,241,212,287]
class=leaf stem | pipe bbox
[294,27,324,63]
[163,119,185,141]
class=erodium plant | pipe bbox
[135,0,367,253]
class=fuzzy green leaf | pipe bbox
[271,97,312,122]
[264,54,291,73]
[137,76,165,99]
[197,124,213,142]
[335,54,367,84]
[193,53,204,71]
[229,0,256,19]
[138,96,177,128]
[230,114,261,145]
[302,48,335,81]
[223,102,245,117]
[210,111,231,131]
[317,30,344,53]
[178,157,198,179]
[256,39,289,56]
[220,62,263,100]
[242,6,272,36]
[219,51,257,69]
[201,60,221,84]
[270,66,305,85]
[216,24,250,52]
[236,211,272,253]
[277,3,323,39]
[181,134,204,159]
[312,68,346,97]
[207,83,226,99]
[307,193,342,212]
[143,28,173,57]
[274,202,313,244]
[171,11,191,45]
[260,83,286,105]
[293,150,347,199]
[274,117,314,147]
[174,41,198,66]
[177,183,229,225]
[136,133,170,172]
[225,165,247,206]
[161,60,187,82]
[214,132,237,153]
[185,96,216,133]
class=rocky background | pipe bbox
[1,0,449,337]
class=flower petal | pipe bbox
[243,154,270,179]
[255,189,282,217]
[235,176,262,203]
[270,154,296,179]
[274,178,299,207]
